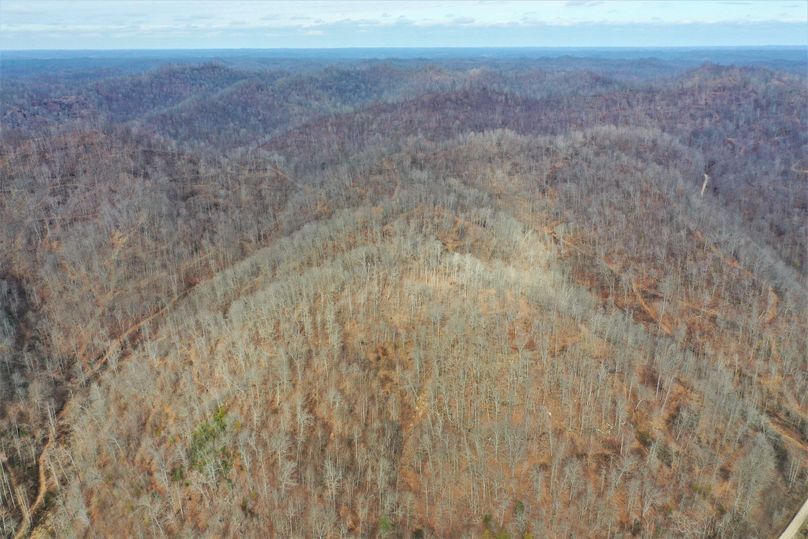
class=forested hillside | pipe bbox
[1,51,806,538]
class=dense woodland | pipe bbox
[0,50,806,538]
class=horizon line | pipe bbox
[4,44,806,53]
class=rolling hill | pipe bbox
[1,51,806,538]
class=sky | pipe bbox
[1,0,806,50]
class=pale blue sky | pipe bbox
[1,1,806,50]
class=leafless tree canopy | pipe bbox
[1,51,806,538]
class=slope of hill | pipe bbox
[262,66,807,271]
[1,52,806,538]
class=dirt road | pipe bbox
[780,496,808,539]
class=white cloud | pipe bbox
[2,0,805,33]
[1,0,805,48]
